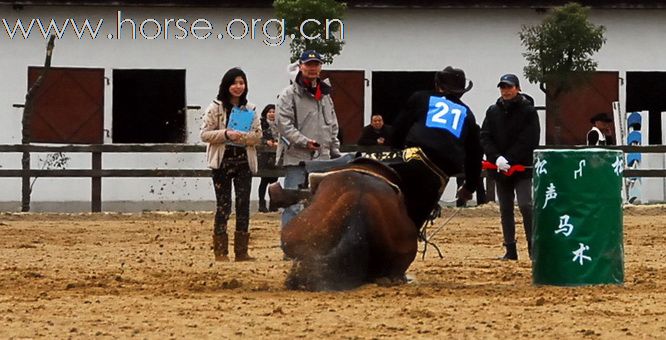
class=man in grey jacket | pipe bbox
[276,49,341,229]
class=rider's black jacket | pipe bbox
[391,90,482,192]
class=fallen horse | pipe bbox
[272,149,449,290]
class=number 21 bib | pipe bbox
[425,96,467,138]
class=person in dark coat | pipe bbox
[257,104,279,212]
[391,66,483,229]
[587,112,614,146]
[358,114,392,146]
[480,73,540,261]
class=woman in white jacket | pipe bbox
[200,67,262,261]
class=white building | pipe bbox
[1,0,665,211]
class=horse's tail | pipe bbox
[315,203,369,290]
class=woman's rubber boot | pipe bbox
[234,231,256,262]
[213,233,229,262]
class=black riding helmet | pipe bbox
[434,66,473,98]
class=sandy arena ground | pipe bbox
[1,204,665,339]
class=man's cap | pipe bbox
[299,50,323,63]
[590,112,613,123]
[497,74,520,88]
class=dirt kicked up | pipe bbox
[0,204,665,339]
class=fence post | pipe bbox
[21,152,30,212]
[91,151,102,212]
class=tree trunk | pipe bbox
[21,35,55,212]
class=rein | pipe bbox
[419,205,463,259]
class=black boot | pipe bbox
[258,199,268,213]
[524,224,533,260]
[501,242,518,261]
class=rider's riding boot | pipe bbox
[268,182,306,210]
[500,242,518,261]
[268,182,288,210]
[213,233,229,262]
[234,231,256,262]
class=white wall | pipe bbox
[641,112,666,203]
[1,6,666,204]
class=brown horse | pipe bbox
[281,158,418,290]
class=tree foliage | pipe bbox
[273,0,346,63]
[519,2,606,95]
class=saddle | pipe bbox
[268,148,446,210]
[301,153,356,173]
[308,158,402,196]
[268,153,356,210]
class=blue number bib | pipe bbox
[425,96,467,138]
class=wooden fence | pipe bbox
[0,144,665,212]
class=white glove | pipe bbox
[496,156,510,172]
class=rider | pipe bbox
[391,66,483,229]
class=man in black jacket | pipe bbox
[391,66,483,229]
[587,112,614,146]
[358,114,392,146]
[480,74,540,261]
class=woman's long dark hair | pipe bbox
[260,104,275,119]
[260,104,276,134]
[216,67,248,113]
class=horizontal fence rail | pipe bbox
[0,143,664,212]
[2,143,666,153]
[0,143,664,178]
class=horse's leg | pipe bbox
[285,213,369,290]
[282,178,370,290]
[312,208,369,290]
[364,192,418,283]
[285,260,321,291]
[281,189,350,259]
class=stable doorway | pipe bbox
[112,69,186,143]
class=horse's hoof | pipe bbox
[374,275,408,287]
[374,277,392,287]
